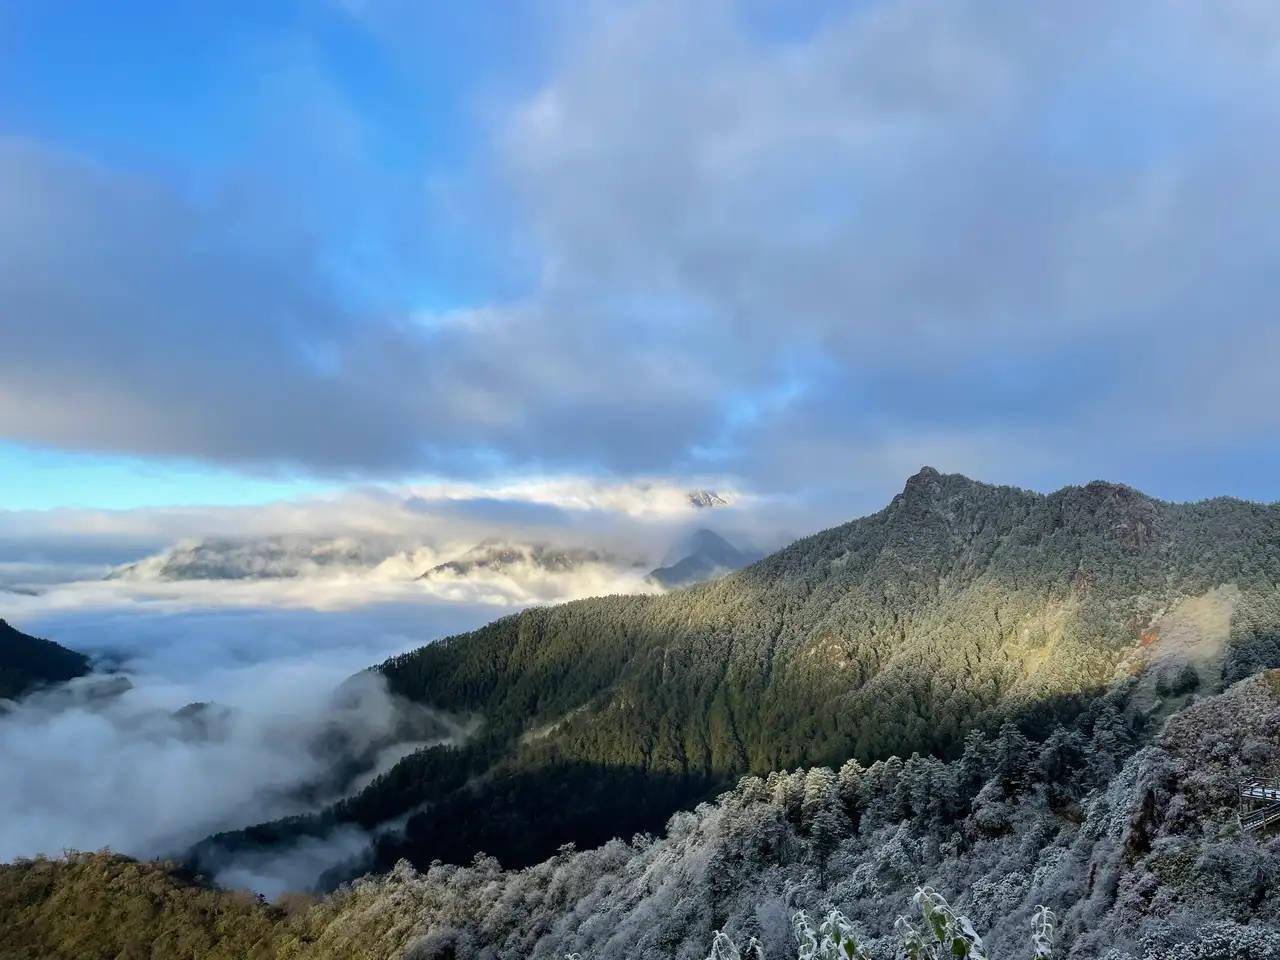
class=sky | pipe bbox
[4,0,1280,518]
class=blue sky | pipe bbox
[2,3,525,172]
[1,0,542,303]
[3,0,1280,516]
[1,0,541,507]
[0,442,335,510]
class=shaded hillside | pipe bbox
[0,619,90,701]
[204,469,1280,879]
[17,672,1280,958]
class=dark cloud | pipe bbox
[499,0,1280,498]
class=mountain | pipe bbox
[14,671,1280,958]
[107,536,394,581]
[414,540,653,602]
[0,619,92,701]
[687,489,729,508]
[106,535,650,603]
[646,528,760,588]
[12,469,1280,958]
[418,541,632,580]
[197,468,1280,887]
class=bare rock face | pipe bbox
[1080,480,1162,549]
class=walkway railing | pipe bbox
[1239,778,1280,833]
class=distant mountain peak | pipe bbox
[688,489,729,509]
[417,541,623,580]
[107,535,387,582]
[686,527,734,552]
[647,528,759,589]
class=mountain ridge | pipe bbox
[416,541,636,581]
[195,468,1280,885]
[0,619,92,702]
[106,536,394,582]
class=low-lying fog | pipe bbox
[0,476,804,895]
[0,600,506,895]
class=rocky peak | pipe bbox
[903,465,943,494]
[890,466,974,517]
[1067,481,1162,549]
[688,490,729,509]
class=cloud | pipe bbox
[6,2,1280,502]
[0,138,415,472]
[9,0,1280,894]
[0,471,782,893]
[499,0,1280,489]
[0,602,492,891]
[0,472,776,897]
[0,475,787,608]
[207,825,375,900]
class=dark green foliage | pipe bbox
[1223,591,1280,684]
[193,743,486,878]
[0,619,91,701]
[378,761,713,874]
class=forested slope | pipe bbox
[14,671,1280,958]
[0,619,90,701]
[201,469,1280,880]
[0,851,408,960]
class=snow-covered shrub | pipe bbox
[1030,905,1056,960]
[692,889,1056,960]
[705,930,763,960]
[792,908,871,960]
[895,886,990,960]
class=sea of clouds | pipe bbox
[0,601,503,894]
[0,476,794,895]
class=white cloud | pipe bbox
[0,467,793,891]
[0,474,790,611]
[6,2,1280,501]
[0,603,490,878]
